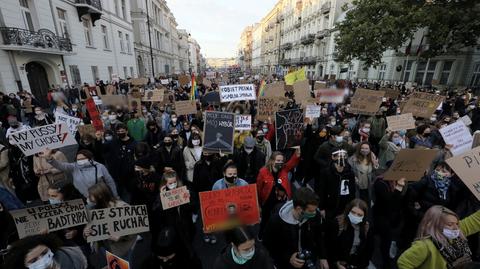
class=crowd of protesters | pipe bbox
[0,72,479,269]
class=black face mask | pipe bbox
[257,136,264,142]
[203,155,213,161]
[10,124,19,129]
[171,134,178,139]
[117,133,127,139]
[225,176,236,183]
[164,142,172,147]
[149,127,156,131]
[274,163,284,171]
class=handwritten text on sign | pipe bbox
[160,186,190,210]
[386,113,416,132]
[446,146,480,201]
[54,112,81,136]
[10,199,88,238]
[305,105,321,119]
[86,205,149,242]
[9,123,77,156]
[440,121,473,156]
[219,84,256,102]
[235,115,252,131]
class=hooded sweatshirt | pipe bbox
[55,246,88,269]
[213,244,275,269]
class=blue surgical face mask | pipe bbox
[27,249,54,269]
[398,130,406,137]
[392,137,402,145]
[348,212,363,225]
[49,198,62,205]
[231,246,255,265]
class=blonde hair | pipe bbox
[266,151,284,173]
[416,205,465,245]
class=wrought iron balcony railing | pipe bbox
[75,0,102,11]
[0,27,72,52]
[75,0,102,26]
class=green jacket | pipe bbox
[127,118,146,142]
[398,210,480,269]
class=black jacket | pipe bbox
[314,140,355,167]
[155,144,186,179]
[101,137,137,183]
[143,129,164,149]
[233,148,265,184]
[192,157,225,193]
[409,175,462,215]
[213,244,275,269]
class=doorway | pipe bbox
[26,62,50,107]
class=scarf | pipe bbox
[432,238,472,269]
[431,174,451,200]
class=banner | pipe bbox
[106,251,129,269]
[86,205,150,242]
[142,89,164,102]
[314,89,345,103]
[305,105,321,120]
[10,199,88,238]
[439,121,473,156]
[219,84,256,102]
[386,113,416,132]
[257,97,280,122]
[160,186,190,210]
[275,109,304,150]
[383,149,438,181]
[446,146,480,201]
[402,92,445,118]
[54,113,81,136]
[349,89,385,115]
[9,123,77,156]
[203,111,235,153]
[85,98,104,131]
[235,115,252,131]
[199,184,260,233]
[175,100,197,116]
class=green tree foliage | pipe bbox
[334,0,480,67]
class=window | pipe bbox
[378,64,387,80]
[414,61,427,84]
[69,65,82,86]
[470,62,480,87]
[101,25,109,49]
[125,33,131,53]
[130,67,134,77]
[20,0,34,31]
[440,61,453,85]
[403,60,414,81]
[83,19,93,46]
[108,66,113,81]
[424,61,437,85]
[415,61,436,85]
[91,66,99,82]
[114,0,120,16]
[156,31,161,50]
[123,66,128,78]
[121,0,127,19]
[118,31,124,52]
[56,8,69,38]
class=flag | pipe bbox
[284,67,306,85]
[416,35,424,56]
[405,39,412,56]
[190,74,197,101]
[258,80,266,97]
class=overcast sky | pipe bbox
[167,0,278,58]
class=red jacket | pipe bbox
[256,153,300,205]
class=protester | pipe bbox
[348,142,379,204]
[233,136,265,184]
[183,133,203,183]
[33,149,67,202]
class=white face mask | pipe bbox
[443,228,461,240]
[362,128,370,133]
[108,115,117,120]
[167,183,177,190]
[348,212,363,225]
[335,136,344,143]
[77,159,89,166]
[27,249,54,269]
[192,139,200,146]
[244,148,254,154]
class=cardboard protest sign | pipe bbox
[383,88,400,100]
[257,97,280,122]
[446,146,480,200]
[160,186,190,210]
[86,205,150,242]
[383,149,439,181]
[131,78,148,86]
[293,80,311,103]
[142,89,164,102]
[402,92,445,118]
[100,95,127,107]
[206,71,216,79]
[314,89,345,103]
[203,111,235,153]
[349,89,385,115]
[275,109,304,150]
[106,251,129,269]
[127,96,142,117]
[440,121,473,156]
[314,81,328,90]
[54,112,81,135]
[305,105,321,120]
[175,100,197,116]
[78,124,96,138]
[106,85,116,95]
[199,184,260,233]
[9,123,77,156]
[219,84,256,102]
[235,115,252,131]
[386,113,416,132]
[85,98,104,131]
[203,78,212,88]
[160,79,169,85]
[178,75,190,86]
[264,81,285,98]
[10,199,87,238]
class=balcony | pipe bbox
[321,2,331,14]
[302,56,317,65]
[0,27,73,54]
[316,29,330,39]
[75,0,102,26]
[282,42,293,50]
[301,34,315,45]
[294,21,301,28]
[280,58,291,65]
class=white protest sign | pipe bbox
[9,123,77,156]
[10,199,88,238]
[54,112,81,136]
[305,105,321,119]
[461,115,472,126]
[206,71,216,79]
[160,186,190,210]
[440,121,473,156]
[235,115,252,131]
[93,96,102,105]
[160,79,169,85]
[219,84,256,102]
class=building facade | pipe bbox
[237,25,253,74]
[188,36,202,74]
[0,0,136,103]
[251,23,263,74]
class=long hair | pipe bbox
[416,205,465,246]
[87,182,116,209]
[338,199,369,236]
[4,234,63,269]
[354,141,373,165]
[265,151,284,173]
[160,170,184,189]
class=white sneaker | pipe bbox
[192,214,198,223]
[210,235,217,244]
[203,236,210,243]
